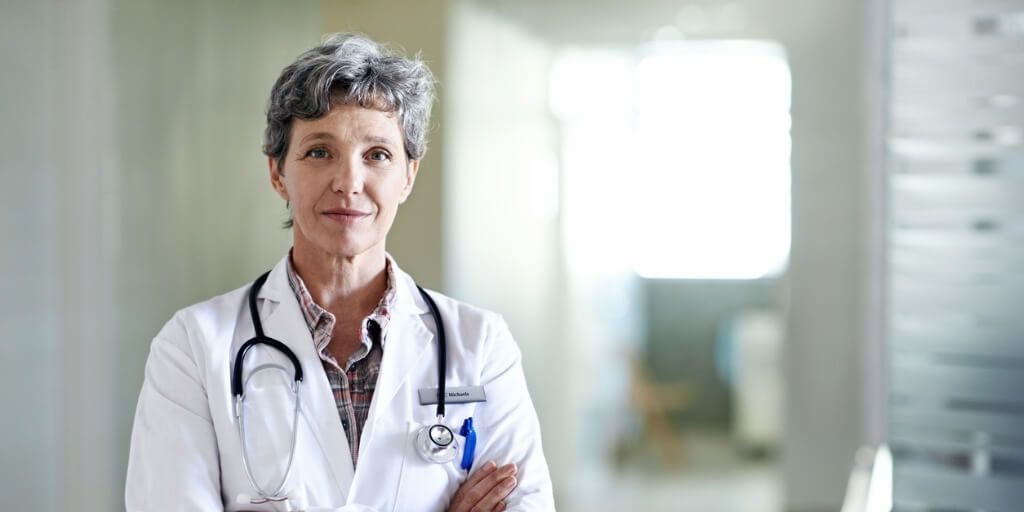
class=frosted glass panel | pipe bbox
[887,1,1024,510]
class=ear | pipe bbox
[398,159,420,204]
[268,156,289,201]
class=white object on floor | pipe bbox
[727,310,784,449]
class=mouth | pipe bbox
[322,207,371,225]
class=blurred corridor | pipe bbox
[2,0,1023,511]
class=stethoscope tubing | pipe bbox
[415,284,447,418]
[235,364,300,502]
[232,269,451,503]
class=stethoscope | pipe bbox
[231,270,457,504]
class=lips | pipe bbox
[322,207,371,224]
[323,207,369,216]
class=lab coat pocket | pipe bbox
[393,420,464,512]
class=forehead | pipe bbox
[291,102,403,144]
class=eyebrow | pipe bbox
[363,135,398,147]
[296,132,398,147]
[297,132,336,145]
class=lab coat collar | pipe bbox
[387,255,432,318]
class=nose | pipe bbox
[331,155,364,195]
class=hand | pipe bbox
[448,460,518,512]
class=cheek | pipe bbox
[288,175,327,208]
[374,201,397,224]
[371,178,409,215]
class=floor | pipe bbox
[564,430,783,512]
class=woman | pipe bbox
[125,33,554,511]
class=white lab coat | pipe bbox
[125,254,555,511]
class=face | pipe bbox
[269,102,419,259]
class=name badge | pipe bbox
[418,385,487,405]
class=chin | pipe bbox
[296,220,384,259]
[317,235,379,258]
[319,241,368,258]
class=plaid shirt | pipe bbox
[285,253,397,468]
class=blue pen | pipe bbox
[459,417,477,471]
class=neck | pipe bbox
[290,239,388,322]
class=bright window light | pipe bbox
[632,42,791,279]
[553,42,792,280]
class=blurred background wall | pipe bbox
[2,2,66,510]
[1,0,886,511]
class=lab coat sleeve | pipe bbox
[472,316,556,511]
[125,314,223,511]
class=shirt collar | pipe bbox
[284,250,399,342]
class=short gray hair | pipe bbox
[263,33,436,172]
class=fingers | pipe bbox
[466,460,499,489]
[490,500,507,512]
[468,462,515,506]
[471,473,516,512]
[449,461,518,512]
[450,461,498,512]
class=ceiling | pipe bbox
[480,0,757,46]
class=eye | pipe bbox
[367,149,391,162]
[306,147,330,159]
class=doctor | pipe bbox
[125,33,555,511]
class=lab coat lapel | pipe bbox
[363,263,433,432]
[257,256,356,500]
[349,264,434,497]
[365,311,432,430]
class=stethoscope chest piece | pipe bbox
[416,419,459,464]
[412,283,461,465]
